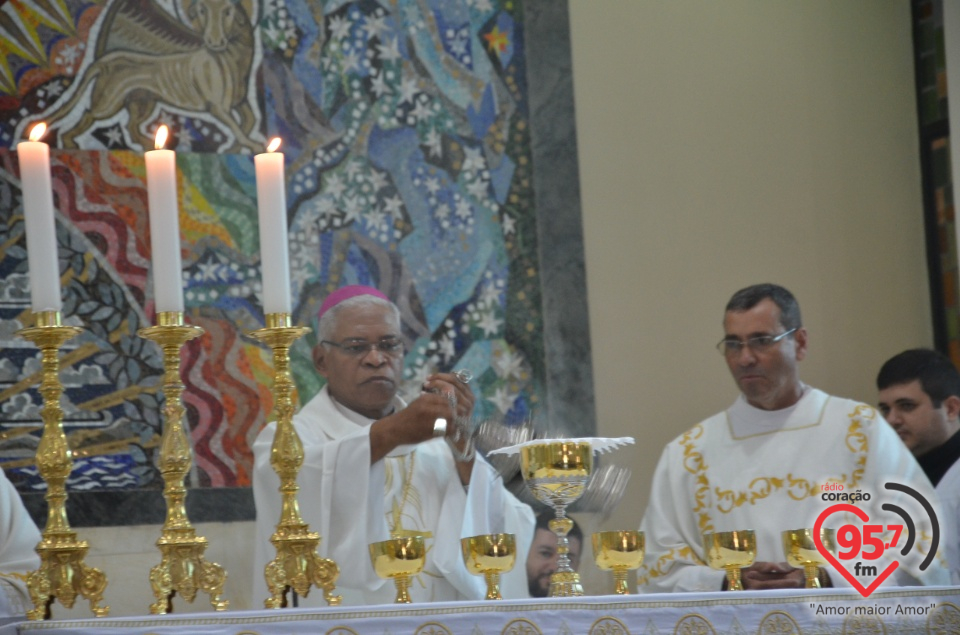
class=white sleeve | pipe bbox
[498,490,536,599]
[423,452,534,601]
[0,470,40,617]
[861,408,952,587]
[937,464,960,584]
[638,443,726,593]
[463,457,534,599]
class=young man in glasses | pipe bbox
[252,285,534,606]
[877,349,960,583]
[639,283,948,592]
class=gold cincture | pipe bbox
[138,311,228,614]
[19,311,109,620]
[251,312,341,608]
[519,441,592,597]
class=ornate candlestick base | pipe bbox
[251,313,341,608]
[19,311,109,620]
[139,311,228,614]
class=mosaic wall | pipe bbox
[0,0,545,495]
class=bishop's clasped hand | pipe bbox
[427,369,476,462]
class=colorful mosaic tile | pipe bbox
[0,0,544,492]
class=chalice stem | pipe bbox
[549,511,575,574]
[484,571,502,600]
[613,569,630,595]
[726,566,743,591]
[805,564,821,588]
[556,538,573,572]
[394,575,412,604]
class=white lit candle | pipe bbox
[17,122,62,313]
[144,125,184,313]
[254,137,292,315]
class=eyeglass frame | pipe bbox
[320,337,405,358]
[716,328,798,356]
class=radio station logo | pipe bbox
[814,482,939,598]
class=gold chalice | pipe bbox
[520,440,593,596]
[782,528,836,588]
[702,530,756,591]
[369,536,426,604]
[592,530,645,595]
[461,533,516,600]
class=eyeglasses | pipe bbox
[716,328,797,356]
[321,338,404,358]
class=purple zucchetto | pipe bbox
[317,285,389,321]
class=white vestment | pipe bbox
[252,386,535,606]
[0,469,40,617]
[639,387,950,592]
[936,460,960,584]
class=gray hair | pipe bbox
[724,283,802,331]
[317,294,401,342]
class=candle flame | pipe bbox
[29,122,47,142]
[155,125,169,150]
[267,137,282,153]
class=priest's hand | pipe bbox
[738,562,805,590]
[423,372,476,485]
[369,390,457,464]
[423,372,475,420]
[369,373,476,484]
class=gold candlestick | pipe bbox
[250,312,341,608]
[19,311,109,620]
[138,311,228,614]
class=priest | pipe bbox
[639,283,950,592]
[252,285,534,605]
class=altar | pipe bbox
[9,587,960,635]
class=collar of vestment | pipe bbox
[725,384,829,439]
[310,385,414,457]
[918,428,960,487]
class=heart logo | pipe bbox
[814,503,898,598]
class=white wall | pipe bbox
[569,0,933,548]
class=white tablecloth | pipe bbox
[11,587,960,634]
